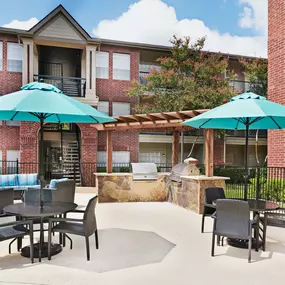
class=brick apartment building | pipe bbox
[0,5,267,185]
[268,0,285,167]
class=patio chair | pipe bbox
[201,187,225,233]
[51,179,76,203]
[260,209,285,251]
[212,199,258,263]
[48,195,99,261]
[0,188,14,217]
[0,219,34,263]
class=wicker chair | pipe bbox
[48,195,99,261]
[0,188,14,217]
[201,187,225,233]
[260,209,285,251]
[0,219,34,263]
[212,199,258,263]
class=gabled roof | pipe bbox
[29,4,91,40]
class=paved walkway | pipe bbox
[0,194,285,285]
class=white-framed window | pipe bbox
[6,121,20,126]
[96,51,109,79]
[113,53,130,81]
[6,150,20,162]
[7,43,22,72]
[112,102,130,116]
[97,101,109,115]
[97,151,130,164]
[0,41,2,71]
[6,150,20,174]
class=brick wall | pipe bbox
[98,131,139,162]
[0,34,22,164]
[214,137,225,165]
[96,44,140,162]
[0,34,22,95]
[268,0,285,166]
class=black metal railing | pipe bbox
[138,73,261,95]
[213,165,285,211]
[34,74,86,97]
[97,163,173,173]
[225,129,267,138]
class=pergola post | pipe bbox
[172,130,180,167]
[106,130,113,173]
[204,129,214,177]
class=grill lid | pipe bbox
[131,163,157,181]
[169,160,200,183]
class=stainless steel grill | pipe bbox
[169,158,200,183]
[131,163,157,181]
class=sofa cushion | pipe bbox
[0,175,17,187]
[49,178,69,189]
[17,173,38,187]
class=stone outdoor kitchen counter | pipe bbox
[94,172,230,214]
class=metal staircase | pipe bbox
[62,133,81,185]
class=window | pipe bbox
[112,102,130,116]
[97,151,130,164]
[6,150,20,174]
[0,41,2,71]
[98,101,109,115]
[7,43,22,72]
[96,51,109,79]
[6,121,20,126]
[113,53,130,81]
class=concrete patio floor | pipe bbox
[1,193,285,285]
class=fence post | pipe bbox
[73,163,76,182]
[16,158,19,174]
[255,166,261,202]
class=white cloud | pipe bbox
[93,0,267,57]
[2,18,39,30]
[239,0,268,35]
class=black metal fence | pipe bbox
[0,161,174,187]
[213,165,285,210]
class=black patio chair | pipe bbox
[212,199,258,263]
[201,187,225,233]
[48,195,99,261]
[260,209,285,251]
[0,188,14,217]
[0,219,34,263]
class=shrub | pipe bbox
[119,166,130,173]
[249,177,285,202]
[214,167,255,184]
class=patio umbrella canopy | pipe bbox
[182,92,285,200]
[0,81,116,208]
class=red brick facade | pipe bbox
[97,44,140,162]
[0,34,22,164]
[268,0,285,166]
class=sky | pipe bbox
[0,0,267,57]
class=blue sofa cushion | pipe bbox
[0,174,17,187]
[49,178,69,189]
[17,173,38,187]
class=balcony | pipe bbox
[34,75,86,98]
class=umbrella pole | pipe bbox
[244,124,249,201]
[39,117,44,209]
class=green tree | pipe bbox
[240,57,268,97]
[128,36,235,113]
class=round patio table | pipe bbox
[212,199,280,249]
[4,201,77,262]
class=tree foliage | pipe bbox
[128,36,235,113]
[240,57,268,97]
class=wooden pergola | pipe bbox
[92,110,214,176]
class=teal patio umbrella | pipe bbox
[0,81,116,207]
[182,92,285,200]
